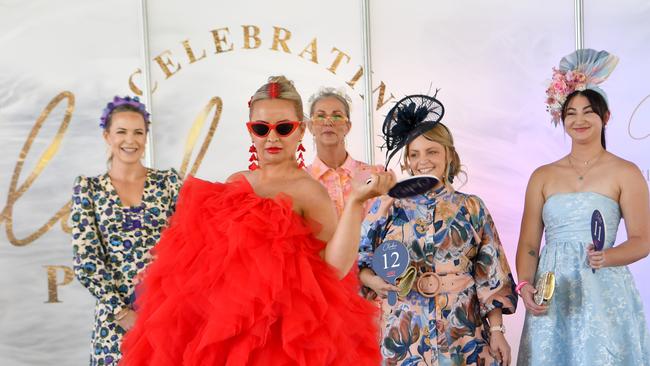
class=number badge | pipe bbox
[372,240,410,305]
[590,209,606,274]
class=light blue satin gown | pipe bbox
[518,192,650,365]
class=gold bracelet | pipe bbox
[115,308,129,321]
[489,324,506,334]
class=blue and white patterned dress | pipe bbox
[518,192,650,365]
[71,168,181,365]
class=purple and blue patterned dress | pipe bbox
[71,168,181,365]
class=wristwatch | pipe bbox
[489,324,506,334]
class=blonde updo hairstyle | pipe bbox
[249,75,304,121]
[403,123,463,185]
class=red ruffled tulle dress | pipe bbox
[120,176,380,365]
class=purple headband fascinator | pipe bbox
[99,96,151,129]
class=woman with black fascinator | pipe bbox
[358,94,517,365]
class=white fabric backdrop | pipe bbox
[0,1,648,364]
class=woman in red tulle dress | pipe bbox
[120,75,395,365]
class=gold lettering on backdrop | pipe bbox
[129,69,143,96]
[242,25,262,49]
[346,66,364,89]
[128,68,158,97]
[372,81,396,110]
[182,39,207,63]
[0,92,74,246]
[179,97,223,177]
[211,27,235,54]
[126,25,396,113]
[298,38,319,64]
[327,47,351,75]
[154,50,182,79]
[270,26,292,53]
[1,92,222,247]
[60,209,72,234]
[44,265,74,303]
[628,93,650,140]
[0,26,398,246]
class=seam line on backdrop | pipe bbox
[140,0,155,167]
[574,0,584,50]
[361,0,375,165]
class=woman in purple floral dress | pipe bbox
[71,96,181,365]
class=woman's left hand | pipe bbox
[489,331,511,366]
[587,244,607,269]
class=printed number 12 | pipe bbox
[383,253,400,269]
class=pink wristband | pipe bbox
[515,281,529,295]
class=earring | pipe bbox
[248,143,259,171]
[446,162,455,184]
[297,142,306,169]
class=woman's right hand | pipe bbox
[519,283,548,316]
[117,309,138,331]
[363,274,399,298]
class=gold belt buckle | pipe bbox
[416,272,441,298]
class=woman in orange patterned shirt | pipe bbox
[306,87,383,218]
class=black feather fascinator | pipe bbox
[381,93,445,167]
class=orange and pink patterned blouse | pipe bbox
[306,155,383,217]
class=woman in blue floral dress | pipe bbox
[359,95,517,366]
[516,49,650,365]
[71,96,181,365]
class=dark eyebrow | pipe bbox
[315,109,344,114]
[116,127,145,131]
[566,104,593,112]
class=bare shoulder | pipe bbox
[226,170,250,183]
[608,154,646,182]
[528,163,556,186]
[291,174,336,228]
[294,174,330,200]
[609,153,641,171]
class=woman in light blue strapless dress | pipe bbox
[515,49,650,366]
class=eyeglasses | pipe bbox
[311,114,348,125]
[246,121,301,138]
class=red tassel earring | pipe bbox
[297,142,306,169]
[248,143,259,171]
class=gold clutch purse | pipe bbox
[533,271,555,305]
[396,266,417,298]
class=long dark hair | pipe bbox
[561,89,609,149]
